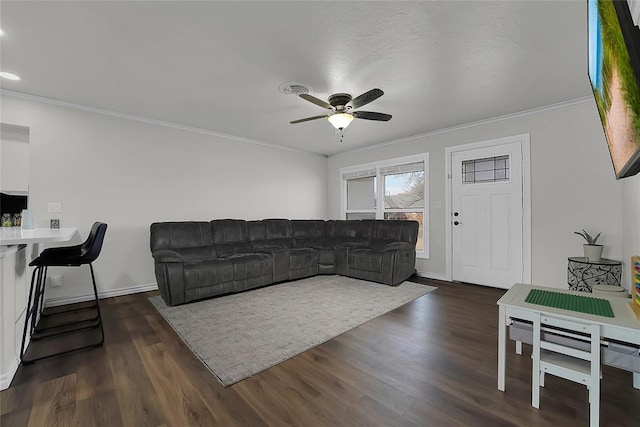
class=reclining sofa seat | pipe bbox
[249,219,319,281]
[150,219,418,306]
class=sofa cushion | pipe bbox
[263,219,294,249]
[312,246,335,265]
[211,219,250,244]
[292,220,326,248]
[183,259,234,290]
[348,248,383,273]
[216,242,254,257]
[375,220,418,244]
[324,220,360,247]
[288,248,319,280]
[289,248,318,270]
[150,222,213,251]
[325,220,358,238]
[210,219,252,256]
[263,219,292,239]
[248,220,266,242]
[356,220,378,239]
[224,253,273,280]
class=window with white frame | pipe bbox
[341,154,429,258]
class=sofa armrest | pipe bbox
[252,244,289,282]
[382,242,415,252]
[154,261,187,306]
[152,250,185,263]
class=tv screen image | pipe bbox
[588,0,640,179]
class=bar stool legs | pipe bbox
[20,264,104,364]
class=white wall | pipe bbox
[328,99,624,289]
[623,173,640,289]
[4,92,632,297]
[1,95,328,301]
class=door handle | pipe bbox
[454,221,460,226]
[453,212,459,217]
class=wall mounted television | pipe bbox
[588,0,640,179]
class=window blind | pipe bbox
[342,168,377,180]
[379,161,424,175]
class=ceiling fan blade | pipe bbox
[290,114,329,124]
[352,111,392,121]
[299,94,333,109]
[347,88,384,109]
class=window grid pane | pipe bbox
[462,155,510,184]
[384,171,425,209]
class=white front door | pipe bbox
[451,141,523,289]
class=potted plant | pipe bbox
[574,229,603,262]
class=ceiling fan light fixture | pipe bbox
[328,113,354,130]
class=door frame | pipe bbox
[444,133,532,285]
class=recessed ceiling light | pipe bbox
[0,72,21,81]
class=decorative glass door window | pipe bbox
[462,155,510,184]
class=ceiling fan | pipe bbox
[290,88,391,131]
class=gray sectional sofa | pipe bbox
[150,219,419,306]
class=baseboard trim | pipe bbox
[42,273,448,307]
[45,283,159,308]
[416,271,449,282]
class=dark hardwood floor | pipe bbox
[2,278,639,426]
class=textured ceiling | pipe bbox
[0,1,592,156]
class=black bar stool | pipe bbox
[20,222,108,364]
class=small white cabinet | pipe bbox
[0,227,77,389]
[0,123,30,195]
[0,244,31,390]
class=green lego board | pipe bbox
[525,289,614,318]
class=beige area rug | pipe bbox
[149,275,436,386]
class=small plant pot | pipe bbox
[583,244,603,262]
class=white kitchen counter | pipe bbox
[0,227,77,248]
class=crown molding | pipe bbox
[1,89,327,158]
[1,88,591,161]
[330,96,593,157]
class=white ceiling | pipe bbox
[0,1,592,156]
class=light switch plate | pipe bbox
[48,202,61,213]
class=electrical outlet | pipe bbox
[48,202,62,213]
